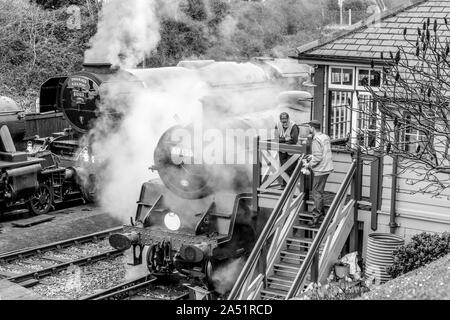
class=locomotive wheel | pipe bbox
[28,184,53,215]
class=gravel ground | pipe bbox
[360,253,450,300]
[31,255,128,299]
[0,204,121,254]
[0,240,112,277]
[134,284,188,300]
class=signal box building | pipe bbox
[295,0,450,258]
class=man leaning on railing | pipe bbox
[305,120,334,227]
[275,112,299,188]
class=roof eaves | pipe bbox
[294,54,385,65]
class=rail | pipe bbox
[286,159,357,299]
[8,249,122,284]
[80,275,157,300]
[228,154,305,300]
[0,227,123,262]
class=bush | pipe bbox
[296,281,370,300]
[388,232,450,278]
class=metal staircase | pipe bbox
[228,138,358,300]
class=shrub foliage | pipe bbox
[388,232,450,278]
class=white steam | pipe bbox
[211,258,246,295]
[89,73,208,222]
[82,0,301,224]
[84,0,161,68]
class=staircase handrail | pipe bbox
[228,154,306,300]
[285,159,357,299]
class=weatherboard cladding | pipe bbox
[298,0,450,63]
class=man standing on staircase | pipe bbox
[305,120,333,227]
[275,112,299,187]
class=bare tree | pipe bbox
[354,17,450,197]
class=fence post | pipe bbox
[350,147,362,253]
[252,136,260,213]
[303,135,312,205]
[311,251,320,283]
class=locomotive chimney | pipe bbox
[82,63,119,74]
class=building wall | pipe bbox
[326,149,373,199]
[329,150,450,259]
[358,209,450,260]
[380,156,450,225]
[315,61,450,241]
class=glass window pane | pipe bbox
[330,90,352,141]
[331,68,342,85]
[370,70,381,87]
[342,69,353,85]
[358,69,370,86]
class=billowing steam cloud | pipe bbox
[211,258,246,295]
[84,0,161,68]
[86,72,208,222]
[81,0,307,225]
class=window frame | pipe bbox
[401,112,435,154]
[356,67,383,90]
[328,66,355,90]
[328,89,354,142]
[356,92,381,150]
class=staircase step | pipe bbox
[280,252,306,264]
[298,211,314,218]
[287,237,313,244]
[286,243,312,253]
[306,200,331,208]
[281,249,308,257]
[268,274,295,284]
[273,268,296,279]
[267,282,291,292]
[260,288,287,300]
[274,261,302,271]
[293,223,320,232]
[273,262,301,277]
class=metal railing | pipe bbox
[228,154,306,300]
[286,159,357,299]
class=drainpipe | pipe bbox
[389,154,399,233]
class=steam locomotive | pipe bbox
[35,59,311,202]
[108,90,312,291]
[0,97,83,215]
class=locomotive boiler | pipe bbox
[108,90,312,291]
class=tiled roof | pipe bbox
[297,0,450,63]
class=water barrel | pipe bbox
[366,233,404,284]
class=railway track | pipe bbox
[80,274,191,300]
[0,228,193,300]
[0,226,123,262]
[0,227,125,290]
[7,248,123,286]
